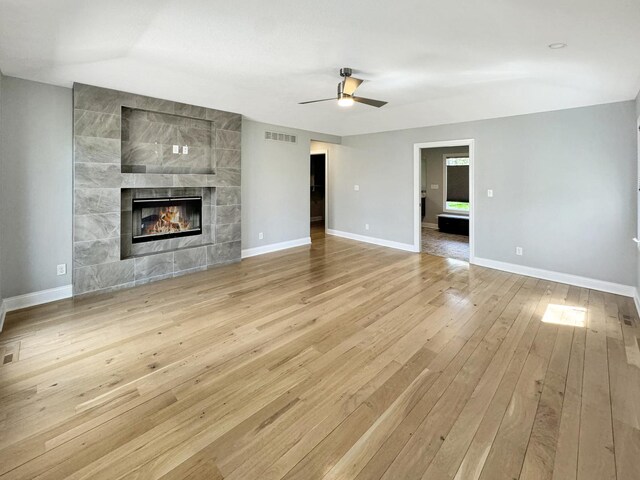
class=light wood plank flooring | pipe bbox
[1,233,639,479]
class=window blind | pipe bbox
[446,164,469,203]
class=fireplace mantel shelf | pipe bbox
[122,173,225,189]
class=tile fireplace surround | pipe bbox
[73,84,242,295]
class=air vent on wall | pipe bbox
[265,131,297,144]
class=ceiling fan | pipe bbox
[299,68,388,108]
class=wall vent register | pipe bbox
[265,131,297,143]
[132,196,202,243]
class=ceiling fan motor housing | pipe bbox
[340,67,353,78]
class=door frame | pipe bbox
[310,148,329,233]
[413,139,475,263]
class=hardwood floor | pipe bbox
[0,233,639,479]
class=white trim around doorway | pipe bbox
[310,148,329,234]
[413,139,475,263]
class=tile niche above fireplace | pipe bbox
[73,83,242,296]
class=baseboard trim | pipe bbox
[473,257,635,297]
[3,285,73,313]
[327,229,419,253]
[0,300,6,333]
[422,222,438,230]
[242,237,311,258]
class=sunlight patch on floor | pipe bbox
[542,304,586,327]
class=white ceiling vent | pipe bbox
[265,130,297,144]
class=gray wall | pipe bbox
[0,77,73,298]
[0,71,4,305]
[331,101,637,286]
[421,146,469,224]
[241,120,339,250]
[636,89,640,293]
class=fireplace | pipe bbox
[132,196,202,243]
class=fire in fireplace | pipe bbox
[132,196,202,243]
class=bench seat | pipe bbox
[437,214,469,235]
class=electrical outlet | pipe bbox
[365,224,369,230]
[487,189,494,198]
[354,185,360,191]
[259,232,264,240]
[515,247,523,256]
[182,145,189,154]
[56,264,67,276]
[172,145,180,154]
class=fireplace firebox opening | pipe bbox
[132,196,202,243]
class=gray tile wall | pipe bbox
[73,84,241,295]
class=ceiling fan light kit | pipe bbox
[300,67,388,108]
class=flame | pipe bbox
[142,206,191,235]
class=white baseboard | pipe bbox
[327,229,419,253]
[3,285,73,313]
[473,257,635,298]
[242,237,311,258]
[0,300,6,333]
[422,222,438,230]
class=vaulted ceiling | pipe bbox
[1,0,639,136]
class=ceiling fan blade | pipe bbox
[342,76,363,95]
[298,98,335,105]
[353,97,388,108]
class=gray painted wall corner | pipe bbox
[0,69,3,313]
[0,76,73,298]
[635,89,640,295]
[241,119,340,251]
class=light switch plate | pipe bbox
[487,189,494,197]
[182,145,189,154]
[354,185,360,191]
[173,145,180,154]
[430,184,439,189]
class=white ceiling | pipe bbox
[1,0,639,136]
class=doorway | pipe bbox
[413,140,475,262]
[310,150,327,241]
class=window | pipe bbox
[444,155,470,213]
